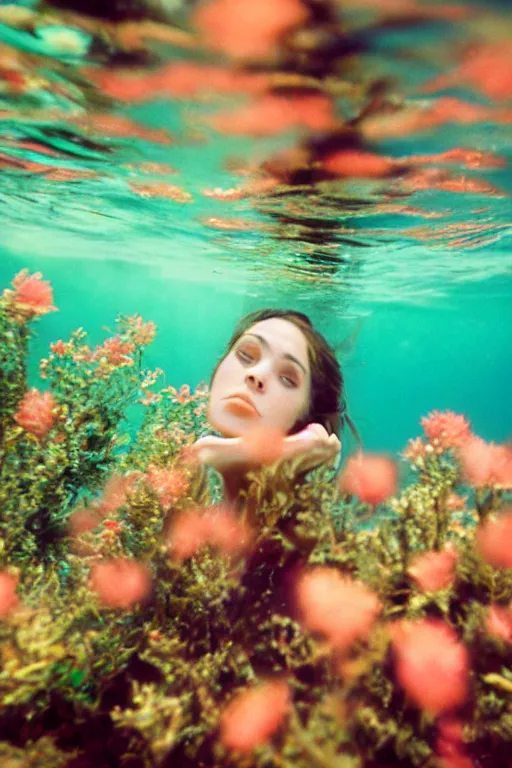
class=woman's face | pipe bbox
[208,317,312,437]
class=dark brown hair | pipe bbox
[211,308,359,441]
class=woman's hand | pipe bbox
[191,423,341,477]
[282,423,341,473]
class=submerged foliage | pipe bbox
[0,271,511,768]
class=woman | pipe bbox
[191,308,356,504]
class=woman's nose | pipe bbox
[245,372,265,391]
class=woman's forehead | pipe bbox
[243,318,310,369]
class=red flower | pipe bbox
[338,452,397,505]
[408,546,458,592]
[14,389,58,439]
[391,619,469,715]
[220,680,290,752]
[89,559,151,609]
[459,436,512,488]
[296,568,381,651]
[0,572,19,618]
[194,0,308,59]
[485,604,512,644]
[3,270,57,319]
[421,410,471,450]
[476,509,512,569]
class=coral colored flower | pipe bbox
[68,507,102,538]
[97,474,135,516]
[408,547,458,592]
[485,604,512,644]
[14,389,58,439]
[0,572,19,618]
[323,150,396,178]
[168,512,210,562]
[220,680,290,752]
[421,410,471,450]
[194,0,308,59]
[145,466,189,510]
[93,336,135,366]
[459,436,512,488]
[89,559,151,609]
[476,509,512,569]
[241,425,285,465]
[3,270,57,319]
[338,453,397,505]
[391,619,469,715]
[168,506,251,562]
[206,506,253,556]
[50,340,69,357]
[297,568,381,651]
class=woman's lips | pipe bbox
[224,396,258,417]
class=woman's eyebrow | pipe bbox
[243,333,307,375]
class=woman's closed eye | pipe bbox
[236,348,254,363]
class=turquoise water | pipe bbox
[1,0,511,456]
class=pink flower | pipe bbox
[338,453,398,505]
[296,568,381,651]
[194,0,308,59]
[89,558,151,609]
[408,546,458,592]
[0,572,19,618]
[421,410,471,450]
[459,436,512,488]
[391,619,469,715]
[476,509,512,569]
[3,270,57,319]
[220,680,290,752]
[14,389,58,439]
[485,604,512,643]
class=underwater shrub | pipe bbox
[0,270,511,768]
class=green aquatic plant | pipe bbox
[0,271,511,768]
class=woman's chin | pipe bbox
[207,408,258,438]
